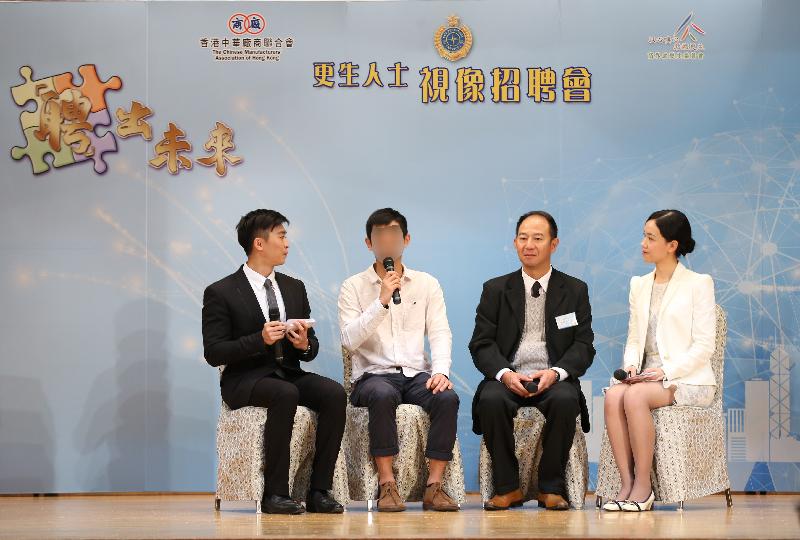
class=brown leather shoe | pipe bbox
[483,488,524,511]
[377,481,406,512]
[536,492,569,510]
[422,482,459,512]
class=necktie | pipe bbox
[531,281,542,298]
[264,278,280,321]
[264,278,283,366]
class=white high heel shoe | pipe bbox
[621,491,655,512]
[602,499,625,511]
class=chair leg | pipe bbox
[724,488,733,508]
[677,501,684,511]
[596,495,602,509]
[214,498,221,511]
[367,499,374,512]
[256,500,263,514]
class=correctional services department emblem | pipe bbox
[434,15,473,62]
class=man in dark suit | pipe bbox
[202,209,346,515]
[469,211,594,511]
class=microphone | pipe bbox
[613,369,629,381]
[382,257,402,305]
[269,307,283,364]
[524,379,539,394]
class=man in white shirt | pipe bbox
[338,208,460,512]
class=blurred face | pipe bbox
[641,219,677,264]
[252,224,289,266]
[365,221,410,261]
[515,215,558,268]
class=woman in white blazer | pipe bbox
[603,210,716,512]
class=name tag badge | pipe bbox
[555,312,579,329]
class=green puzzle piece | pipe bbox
[11,126,76,174]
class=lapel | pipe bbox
[636,262,687,349]
[506,268,569,334]
[504,270,526,333]
[275,272,297,319]
[545,268,568,326]
[234,265,266,326]
[637,270,655,349]
[657,261,687,321]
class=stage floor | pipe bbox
[0,493,797,539]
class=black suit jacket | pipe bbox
[469,268,595,435]
[202,266,319,409]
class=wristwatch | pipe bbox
[550,368,561,382]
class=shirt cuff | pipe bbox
[551,367,569,381]
[367,297,390,323]
[495,368,511,381]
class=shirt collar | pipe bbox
[243,262,276,289]
[521,265,552,293]
[365,262,415,284]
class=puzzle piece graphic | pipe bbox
[11,64,122,131]
[73,109,118,174]
[53,64,122,113]
[11,125,76,174]
[11,107,118,175]
[10,64,122,174]
[10,66,57,132]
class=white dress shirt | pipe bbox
[495,266,569,382]
[242,262,286,322]
[338,264,452,383]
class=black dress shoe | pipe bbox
[261,494,305,514]
[306,490,344,514]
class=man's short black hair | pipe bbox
[236,209,289,255]
[516,210,558,239]
[366,208,408,239]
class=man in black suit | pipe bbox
[469,211,594,511]
[202,209,346,514]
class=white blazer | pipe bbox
[623,262,717,387]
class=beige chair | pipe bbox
[478,410,589,509]
[595,305,732,510]
[341,347,467,510]
[214,368,349,513]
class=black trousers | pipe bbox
[477,380,580,497]
[239,371,346,497]
[350,372,459,461]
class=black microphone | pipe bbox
[382,257,401,305]
[613,369,629,381]
[269,307,283,364]
[524,379,540,394]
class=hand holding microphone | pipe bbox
[380,257,402,305]
[614,366,662,383]
[500,371,534,398]
[265,307,284,364]
[613,368,633,382]
[262,320,286,346]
